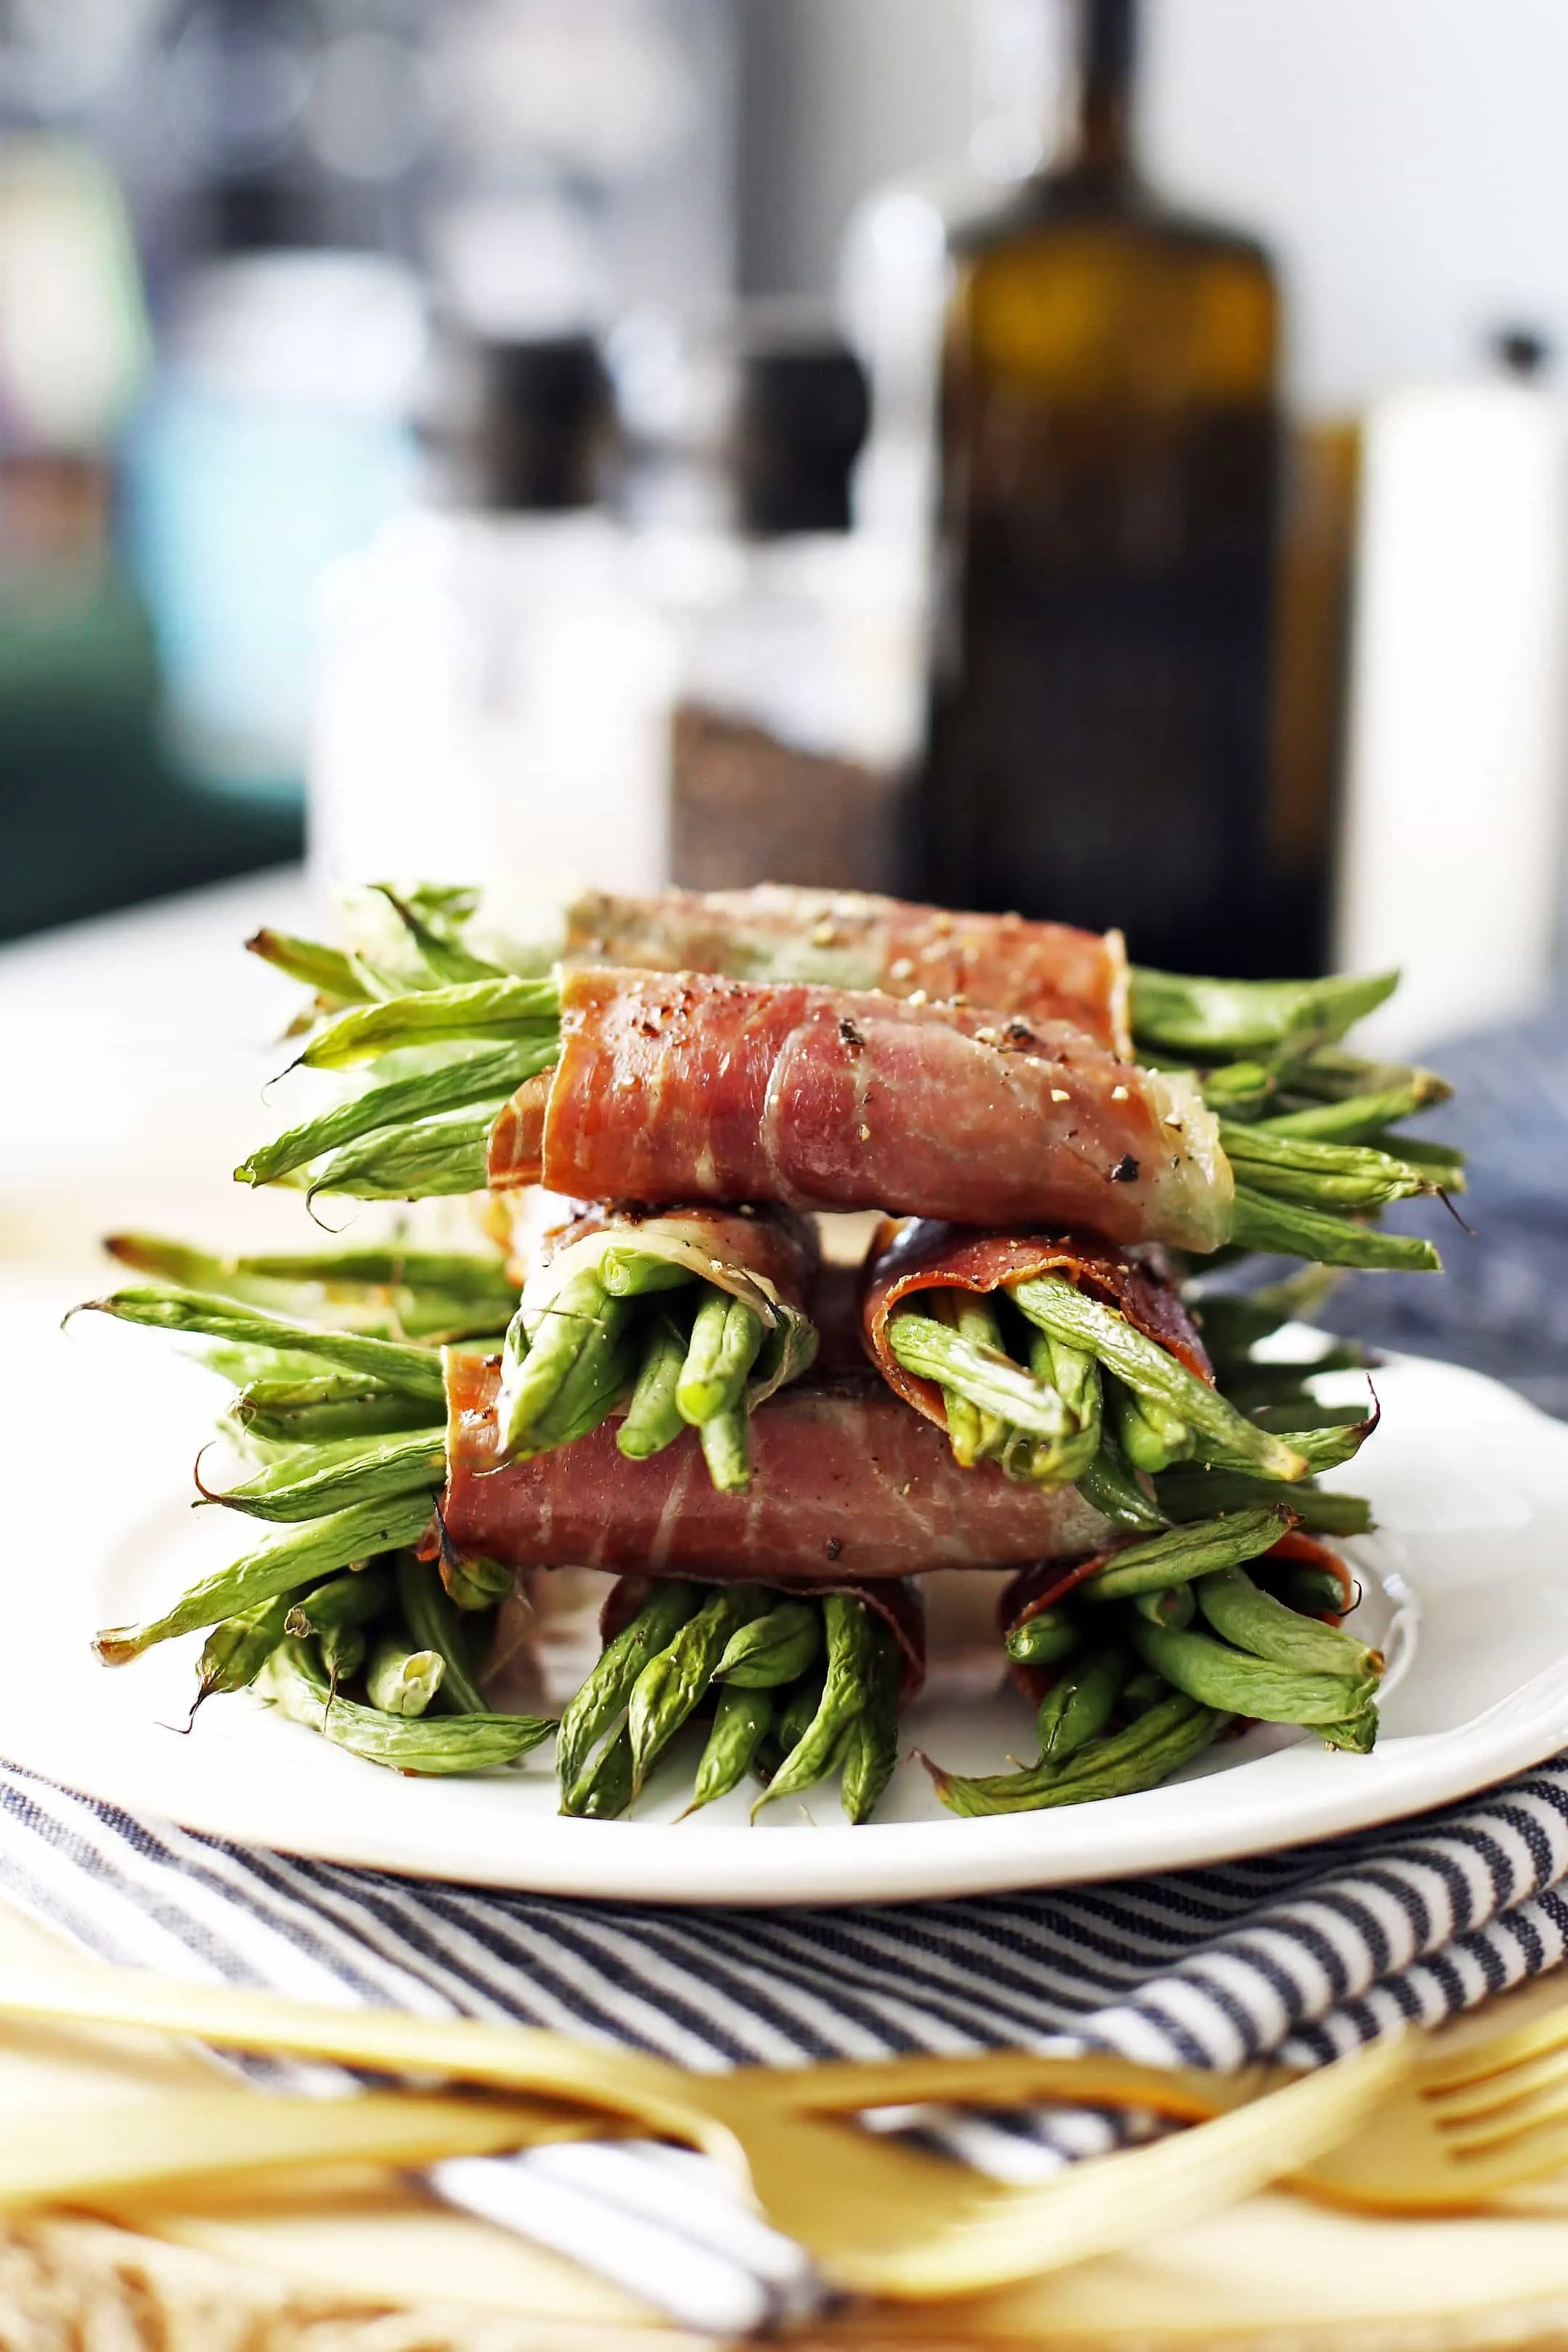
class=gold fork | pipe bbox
[0,1958,1403,2298]
[17,1963,1568,2285]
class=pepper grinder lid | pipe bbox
[730,314,870,537]
[471,331,614,512]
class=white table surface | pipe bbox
[2,867,316,1284]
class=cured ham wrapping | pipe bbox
[862,1218,1213,1429]
[442,1351,1114,1583]
[489,969,1230,1253]
[565,883,1131,1055]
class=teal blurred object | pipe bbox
[0,560,301,945]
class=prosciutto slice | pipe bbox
[442,1352,1113,1584]
[862,1218,1212,1429]
[564,884,1130,1055]
[489,970,1230,1253]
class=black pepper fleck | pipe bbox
[838,1017,864,1050]
[1110,1153,1140,1183]
[824,1536,843,1561]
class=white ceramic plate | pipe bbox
[7,1287,1568,1907]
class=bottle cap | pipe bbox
[730,317,870,537]
[473,332,614,512]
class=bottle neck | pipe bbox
[1058,0,1138,182]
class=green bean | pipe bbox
[1214,1350,1371,1415]
[1229,1189,1442,1273]
[715,1600,822,1688]
[260,1642,550,1773]
[886,1310,1073,1443]
[245,928,379,1004]
[240,1248,511,1301]
[1192,1268,1337,1362]
[1077,1440,1167,1530]
[365,1633,445,1716]
[1259,1084,1440,1143]
[600,1250,695,1298]
[309,1112,495,1202]
[1368,1134,1465,1187]
[1113,1384,1191,1473]
[1194,1564,1382,1680]
[1320,1709,1379,1754]
[285,1564,395,1638]
[496,1271,615,1454]
[777,1670,827,1756]
[1270,1562,1355,1617]
[529,1297,637,1449]
[616,1313,691,1461]
[195,1590,300,1703]
[628,1586,770,1793]
[1129,967,1397,1059]
[1249,1401,1371,1434]
[1035,1641,1129,1760]
[952,1295,1012,1460]
[374,886,503,984]
[318,1622,367,1683]
[238,1046,543,1188]
[1155,1468,1372,1537]
[929,1693,1222,1816]
[1004,1609,1081,1668]
[231,1377,437,1446]
[202,1431,445,1523]
[94,1492,436,1662]
[1081,1507,1295,1601]
[298,977,560,1070]
[1019,1326,1101,1482]
[1128,1618,1377,1725]
[1192,1061,1277,1110]
[1286,1045,1451,1108]
[753,1596,873,1818]
[1121,1667,1170,1717]
[1197,1414,1374,1480]
[944,1386,990,1467]
[395,1554,490,1715]
[687,1687,775,1816]
[677,1292,765,1425]
[1133,1586,1195,1630]
[441,1553,513,1612]
[698,1403,751,1493]
[1010,1278,1308,1480]
[555,1581,702,1794]
[1220,1121,1432,1209]
[74,1288,446,1401]
[840,1619,901,1825]
[1033,1329,1101,1426]
[561,1724,634,1818]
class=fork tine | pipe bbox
[1418,2001,1568,2095]
[1427,2044,1568,2130]
[1447,2119,1568,2190]
[1439,2076,1568,2157]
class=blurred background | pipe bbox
[4,0,1568,1023]
[9,0,1568,1400]
[3,0,1568,992]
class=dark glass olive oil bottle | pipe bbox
[917,0,1319,976]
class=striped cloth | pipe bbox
[4,1749,1568,2331]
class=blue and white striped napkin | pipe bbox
[4,1751,1568,2331]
